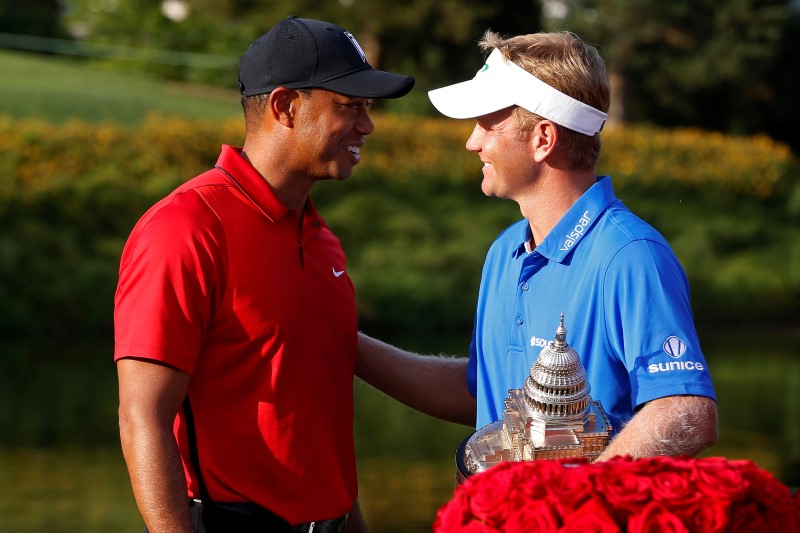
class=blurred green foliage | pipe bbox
[0,113,797,343]
[59,0,541,89]
[543,0,791,126]
[43,0,800,153]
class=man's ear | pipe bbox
[268,87,299,127]
[531,120,559,163]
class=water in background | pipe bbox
[1,326,798,532]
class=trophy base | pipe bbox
[455,411,610,484]
[455,434,472,485]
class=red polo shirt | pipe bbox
[114,145,358,524]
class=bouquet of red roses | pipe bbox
[434,455,800,532]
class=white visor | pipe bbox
[428,48,607,136]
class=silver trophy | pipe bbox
[456,314,612,483]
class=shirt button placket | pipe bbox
[516,280,530,327]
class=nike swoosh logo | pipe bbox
[332,267,345,278]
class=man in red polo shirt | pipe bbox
[114,16,414,533]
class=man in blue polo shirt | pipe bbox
[357,30,717,459]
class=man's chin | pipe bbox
[333,171,353,181]
[480,180,498,198]
[316,169,353,182]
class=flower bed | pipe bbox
[435,455,800,532]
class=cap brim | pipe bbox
[322,69,415,99]
[428,77,515,119]
[428,49,607,135]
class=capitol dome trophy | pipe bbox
[456,314,612,483]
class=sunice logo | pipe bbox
[560,211,592,251]
[648,336,705,373]
[648,360,705,373]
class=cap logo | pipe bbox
[344,32,367,63]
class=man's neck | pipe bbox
[520,169,596,248]
[240,146,310,221]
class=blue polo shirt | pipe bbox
[467,176,716,432]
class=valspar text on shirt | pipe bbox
[560,211,592,251]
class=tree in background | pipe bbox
[19,0,800,151]
[59,0,541,92]
[750,10,800,153]
[0,0,63,37]
[541,0,797,151]
[59,0,252,84]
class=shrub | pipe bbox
[0,113,797,341]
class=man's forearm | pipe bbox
[356,332,476,426]
[597,395,718,461]
[120,414,193,533]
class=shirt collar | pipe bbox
[511,223,534,258]
[214,145,323,226]
[511,176,617,262]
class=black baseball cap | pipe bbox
[238,16,415,99]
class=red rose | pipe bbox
[437,455,799,533]
[514,460,562,501]
[618,455,684,477]
[764,506,800,533]
[604,455,638,467]
[434,488,475,532]
[677,500,730,533]
[795,490,800,522]
[743,464,793,509]
[627,501,690,533]
[460,520,496,532]
[558,496,622,533]
[501,496,560,532]
[693,457,748,501]
[547,463,593,519]
[650,468,702,506]
[593,461,652,513]
[728,502,770,532]
[467,466,522,527]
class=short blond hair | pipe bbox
[480,31,609,170]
